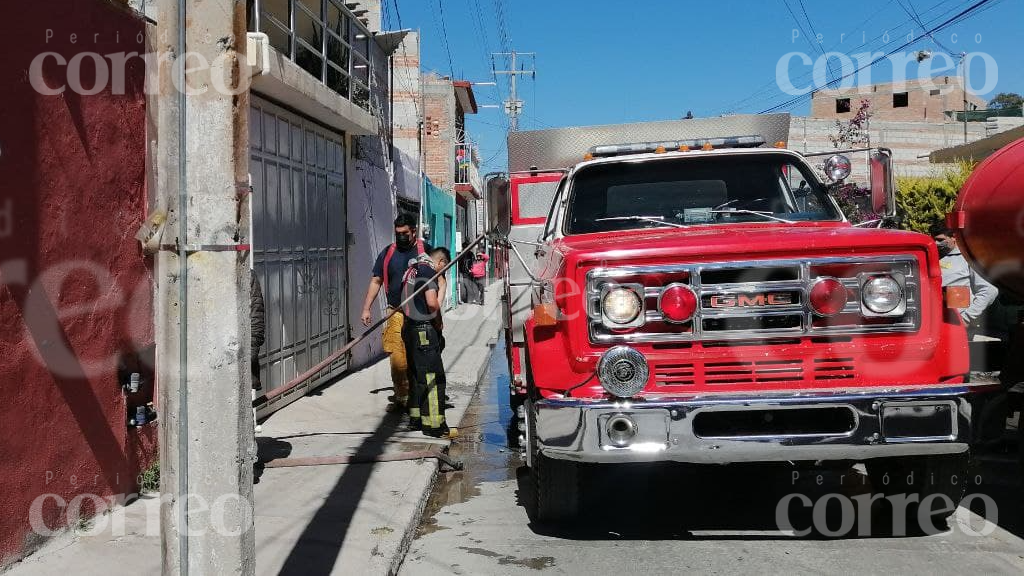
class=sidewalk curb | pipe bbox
[387,317,500,575]
[386,461,439,576]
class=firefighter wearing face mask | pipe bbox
[931,221,998,329]
[361,214,432,412]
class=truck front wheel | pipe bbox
[527,400,581,523]
[533,453,581,523]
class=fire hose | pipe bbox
[255,232,489,408]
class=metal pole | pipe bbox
[509,51,518,131]
[174,0,190,572]
[962,53,968,144]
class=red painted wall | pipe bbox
[0,1,155,565]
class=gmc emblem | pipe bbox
[708,292,794,308]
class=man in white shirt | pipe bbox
[931,222,999,328]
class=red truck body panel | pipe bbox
[520,222,969,400]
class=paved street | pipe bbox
[401,338,1024,575]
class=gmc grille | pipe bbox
[587,257,920,344]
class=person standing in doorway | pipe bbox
[471,249,489,305]
[360,214,431,412]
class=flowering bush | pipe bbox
[829,99,871,148]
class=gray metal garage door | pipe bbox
[250,96,349,415]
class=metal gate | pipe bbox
[250,96,349,414]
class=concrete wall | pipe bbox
[790,116,989,178]
[345,34,402,369]
[346,134,397,368]
[392,31,421,178]
[0,1,156,565]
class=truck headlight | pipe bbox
[862,275,903,314]
[601,286,643,326]
[598,346,649,398]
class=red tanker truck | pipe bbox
[486,115,1002,525]
[945,137,1024,457]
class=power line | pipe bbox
[896,0,956,53]
[468,0,508,135]
[391,0,403,29]
[724,0,972,114]
[492,0,512,53]
[759,0,1000,114]
[435,0,455,76]
[717,0,965,114]
[782,0,836,83]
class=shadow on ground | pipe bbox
[275,412,403,576]
[512,456,1024,542]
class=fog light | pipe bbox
[606,414,637,447]
[598,346,649,398]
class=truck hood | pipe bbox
[556,223,937,271]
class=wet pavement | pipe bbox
[413,334,521,539]
[401,337,1024,575]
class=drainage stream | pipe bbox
[416,335,520,537]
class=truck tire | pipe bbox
[533,453,580,523]
[527,400,581,523]
[866,453,969,534]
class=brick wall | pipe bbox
[810,77,987,123]
[422,75,456,188]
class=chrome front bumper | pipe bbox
[532,385,974,464]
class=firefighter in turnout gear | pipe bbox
[401,250,451,438]
[361,214,431,412]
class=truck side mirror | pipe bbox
[869,148,896,218]
[487,176,511,237]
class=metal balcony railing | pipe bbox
[455,142,482,195]
[247,0,382,112]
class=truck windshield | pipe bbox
[565,153,842,234]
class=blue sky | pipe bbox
[387,0,1024,172]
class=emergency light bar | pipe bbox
[588,135,767,158]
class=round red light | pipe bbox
[809,278,848,316]
[659,284,698,323]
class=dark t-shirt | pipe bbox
[401,263,439,323]
[372,242,432,307]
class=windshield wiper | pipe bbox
[709,209,794,224]
[593,215,686,228]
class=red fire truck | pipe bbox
[486,114,996,523]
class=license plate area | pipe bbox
[880,401,956,442]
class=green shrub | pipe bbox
[140,462,160,493]
[895,160,975,233]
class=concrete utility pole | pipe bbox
[155,1,256,574]
[492,51,535,131]
[960,52,969,144]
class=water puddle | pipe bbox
[416,335,520,537]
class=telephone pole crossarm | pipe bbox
[490,51,536,132]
